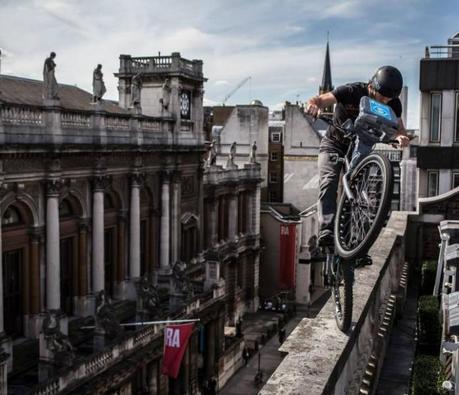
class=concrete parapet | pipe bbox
[260,211,409,395]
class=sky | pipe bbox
[0,0,458,129]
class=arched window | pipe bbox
[104,194,114,210]
[59,199,73,218]
[181,213,199,264]
[2,206,22,226]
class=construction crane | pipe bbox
[222,76,251,105]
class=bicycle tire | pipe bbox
[334,153,393,260]
[333,258,353,332]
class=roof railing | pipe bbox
[425,45,459,59]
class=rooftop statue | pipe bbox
[131,72,142,108]
[138,275,161,317]
[95,290,122,337]
[249,141,257,163]
[206,139,217,167]
[42,310,75,366]
[160,78,171,111]
[227,141,237,168]
[92,64,106,103]
[43,52,59,100]
[171,261,193,298]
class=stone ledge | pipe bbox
[260,212,409,395]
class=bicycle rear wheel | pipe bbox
[332,257,353,332]
[334,153,393,260]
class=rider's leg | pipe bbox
[348,136,373,174]
[318,150,343,246]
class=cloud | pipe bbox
[1,0,457,129]
[214,80,230,86]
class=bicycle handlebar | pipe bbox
[313,114,400,147]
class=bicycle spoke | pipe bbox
[338,159,386,251]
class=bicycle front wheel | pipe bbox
[332,257,353,332]
[334,153,393,260]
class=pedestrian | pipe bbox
[243,346,250,366]
[236,317,243,337]
[278,327,286,344]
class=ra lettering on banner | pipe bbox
[161,323,194,378]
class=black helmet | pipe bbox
[370,66,403,99]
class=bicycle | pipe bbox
[315,96,400,331]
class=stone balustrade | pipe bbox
[61,111,92,129]
[203,163,261,186]
[0,102,178,148]
[1,104,44,126]
[119,52,203,78]
[30,285,226,395]
[32,324,163,395]
[260,211,410,395]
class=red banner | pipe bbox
[279,224,296,289]
[161,323,194,378]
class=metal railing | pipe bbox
[425,45,459,59]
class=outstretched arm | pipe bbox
[394,118,410,148]
[305,92,337,117]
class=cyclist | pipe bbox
[305,65,410,248]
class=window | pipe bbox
[60,237,74,315]
[271,132,281,143]
[269,171,278,184]
[3,249,23,337]
[270,151,279,161]
[2,206,22,226]
[59,199,73,218]
[453,172,459,189]
[455,92,459,142]
[430,93,441,142]
[427,170,439,197]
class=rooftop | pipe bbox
[0,74,127,114]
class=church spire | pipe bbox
[319,33,333,94]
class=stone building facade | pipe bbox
[0,52,261,394]
[418,33,459,198]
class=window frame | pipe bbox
[271,132,281,143]
[429,92,442,143]
[269,171,278,184]
[427,170,439,197]
[270,151,279,161]
[455,91,459,142]
[452,171,459,189]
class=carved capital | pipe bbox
[171,170,182,184]
[78,220,90,233]
[194,87,205,98]
[91,174,111,192]
[28,227,44,242]
[130,172,145,188]
[160,170,173,184]
[46,179,62,197]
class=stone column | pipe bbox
[170,172,181,265]
[30,231,41,314]
[117,213,127,283]
[78,222,88,296]
[252,185,261,236]
[228,193,238,241]
[160,174,171,269]
[209,198,218,247]
[92,178,105,293]
[46,180,61,311]
[129,175,141,279]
